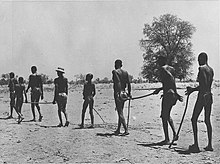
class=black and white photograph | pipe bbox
[0,0,219,163]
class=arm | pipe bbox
[153,87,163,94]
[65,78,68,95]
[53,79,57,104]
[126,73,131,97]
[83,84,86,99]
[92,84,96,97]
[23,86,28,103]
[112,70,121,92]
[26,76,31,93]
[185,68,204,95]
[40,76,44,99]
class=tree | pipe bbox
[100,77,110,83]
[40,74,53,84]
[74,74,86,84]
[0,73,10,85]
[140,14,196,81]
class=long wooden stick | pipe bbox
[131,92,154,100]
[127,99,131,129]
[169,94,190,148]
[24,101,54,104]
[93,108,106,124]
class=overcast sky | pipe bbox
[0,0,219,81]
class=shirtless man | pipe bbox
[26,66,43,122]
[153,56,183,145]
[112,59,131,136]
[80,73,96,128]
[185,52,214,152]
[7,72,18,119]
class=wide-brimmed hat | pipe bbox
[56,67,65,73]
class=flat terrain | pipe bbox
[0,82,220,163]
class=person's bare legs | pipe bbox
[161,98,172,144]
[35,95,43,121]
[62,102,69,127]
[162,118,169,142]
[57,110,63,127]
[31,103,36,121]
[9,106,14,118]
[204,103,213,151]
[81,100,88,128]
[89,100,94,127]
[116,101,128,135]
[168,116,177,140]
[190,96,203,151]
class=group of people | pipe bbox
[7,66,69,126]
[109,52,214,152]
[6,52,214,153]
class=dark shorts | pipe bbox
[10,92,16,106]
[31,88,41,102]
[57,95,67,112]
[15,97,23,113]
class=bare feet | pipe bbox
[39,115,43,122]
[64,121,69,127]
[88,125,94,128]
[158,140,170,145]
[57,123,63,127]
[113,130,120,135]
[121,131,129,136]
[188,144,200,153]
[204,146,213,151]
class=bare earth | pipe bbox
[0,82,220,164]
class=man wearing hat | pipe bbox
[79,73,96,128]
[26,66,43,122]
[52,67,69,127]
[112,59,131,136]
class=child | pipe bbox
[15,77,27,124]
[7,72,18,119]
[80,73,96,128]
[52,67,69,127]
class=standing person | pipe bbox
[79,73,96,128]
[112,59,131,136]
[185,52,214,152]
[15,77,28,124]
[153,56,183,145]
[52,67,69,127]
[26,66,43,122]
[7,72,18,119]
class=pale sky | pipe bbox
[0,0,219,81]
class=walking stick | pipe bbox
[93,108,106,124]
[169,94,190,148]
[131,92,154,100]
[127,98,131,129]
[24,101,54,104]
[126,92,154,129]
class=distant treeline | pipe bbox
[0,73,202,86]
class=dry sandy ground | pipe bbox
[0,83,219,163]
